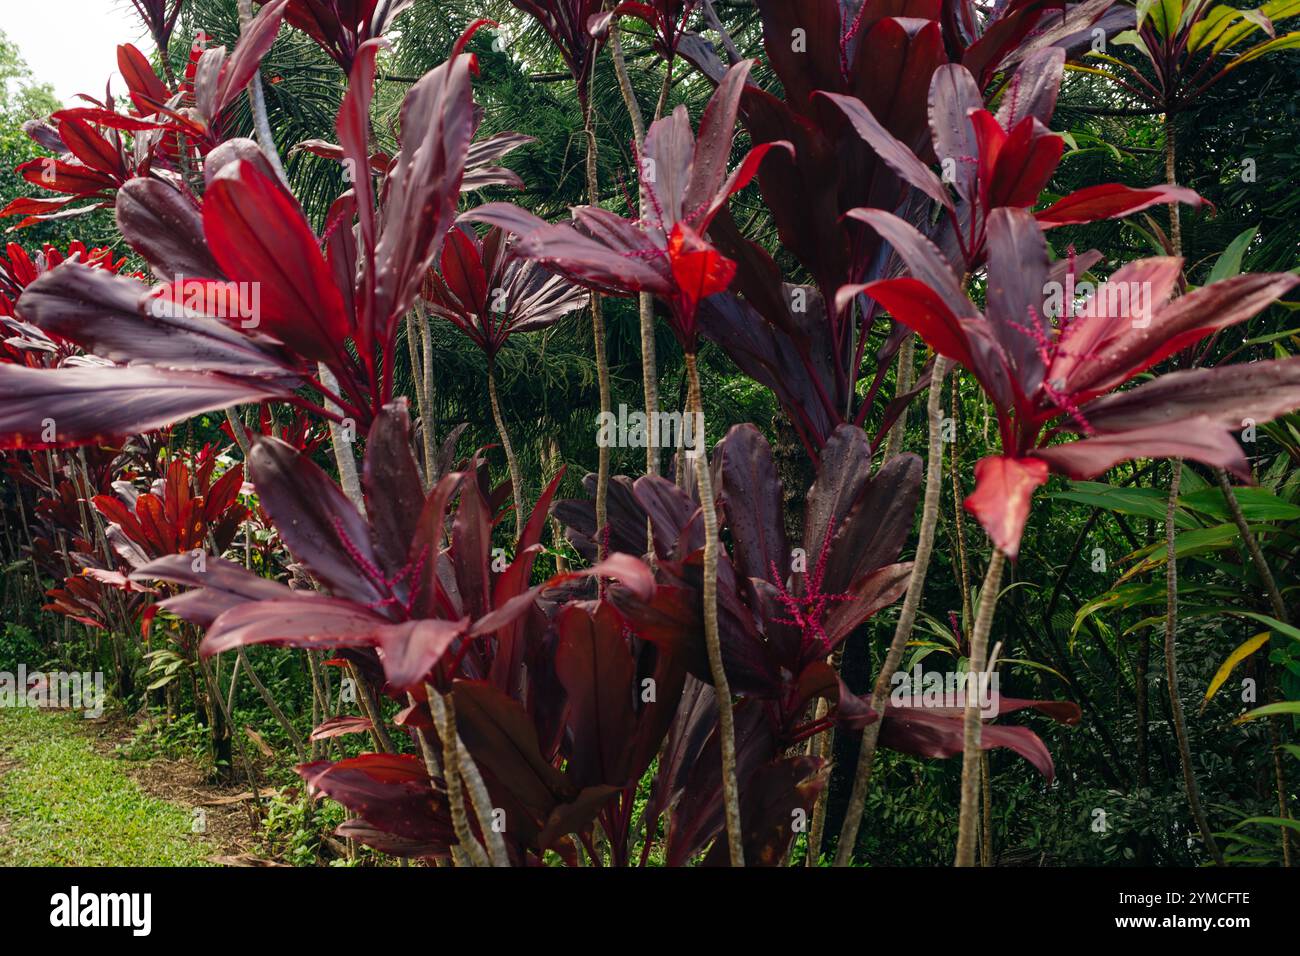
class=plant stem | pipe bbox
[882,334,915,460]
[350,662,395,753]
[487,364,526,540]
[406,309,436,488]
[1215,468,1289,622]
[545,435,569,573]
[980,752,993,866]
[805,693,832,865]
[318,363,365,514]
[420,303,437,485]
[455,734,509,866]
[237,647,306,760]
[1164,114,1181,257]
[610,24,660,479]
[584,99,611,558]
[427,688,490,867]
[224,408,252,459]
[955,548,1006,866]
[835,355,950,865]
[685,351,744,866]
[1164,462,1224,864]
[237,0,287,184]
[950,372,974,628]
[1214,467,1291,865]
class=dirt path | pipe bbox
[0,706,273,866]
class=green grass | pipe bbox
[0,707,215,866]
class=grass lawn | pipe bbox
[0,707,215,866]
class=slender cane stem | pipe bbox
[488,364,526,540]
[428,688,490,867]
[318,363,365,513]
[610,25,660,478]
[835,356,950,865]
[1164,114,1181,257]
[685,351,744,865]
[955,548,1006,866]
[582,88,611,557]
[882,334,915,460]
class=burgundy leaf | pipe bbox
[0,364,285,450]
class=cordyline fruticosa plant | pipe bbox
[850,206,1300,554]
[0,21,494,446]
[468,58,790,863]
[421,225,589,536]
[806,25,1299,862]
[133,401,662,865]
[553,422,1080,864]
[845,204,1300,865]
[255,0,415,72]
[822,46,1205,273]
[1,3,291,229]
[678,0,1141,456]
[3,0,1294,869]
[589,1,700,61]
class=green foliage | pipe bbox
[260,787,349,866]
[0,624,42,673]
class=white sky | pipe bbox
[5,1,150,106]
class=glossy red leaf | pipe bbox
[1036,183,1207,228]
[204,159,351,364]
[964,455,1050,560]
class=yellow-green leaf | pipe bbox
[1151,0,1184,38]
[1222,30,1300,69]
[1235,700,1300,723]
[1202,632,1269,708]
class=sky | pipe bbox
[5,1,150,105]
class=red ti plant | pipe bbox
[129,1,186,57]
[840,196,1299,863]
[93,455,250,570]
[683,1,1136,456]
[506,1,609,110]
[2,443,153,689]
[468,58,788,864]
[219,405,329,455]
[259,0,415,71]
[1,241,128,324]
[423,227,590,364]
[0,1,293,229]
[587,1,700,59]
[844,207,1300,560]
[683,0,946,455]
[0,104,160,229]
[822,47,1206,273]
[421,225,588,534]
[555,422,1079,863]
[0,29,485,449]
[941,0,1137,87]
[133,401,657,864]
[466,60,785,353]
